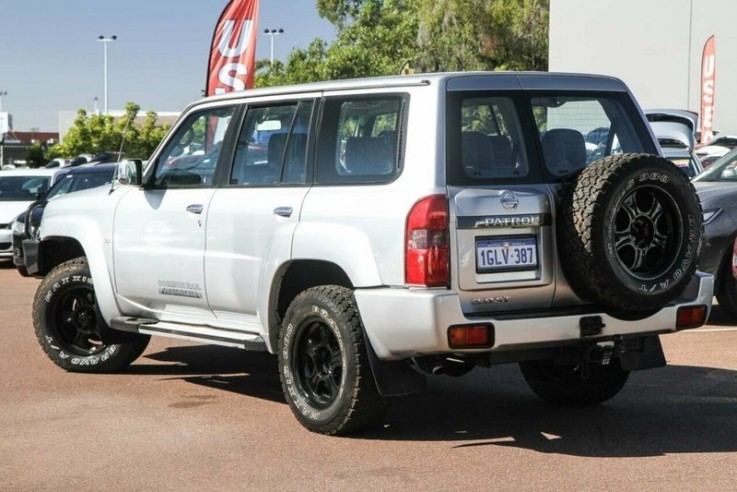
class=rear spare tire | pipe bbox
[558,153,702,312]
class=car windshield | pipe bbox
[0,175,51,201]
[45,172,113,200]
[693,147,737,182]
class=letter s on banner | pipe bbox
[700,35,716,145]
[206,0,260,96]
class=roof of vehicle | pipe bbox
[0,168,60,178]
[644,108,699,133]
[199,71,630,107]
[66,162,117,173]
[651,121,695,149]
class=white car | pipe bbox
[0,168,61,258]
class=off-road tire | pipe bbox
[278,285,387,435]
[33,257,150,372]
[520,359,630,406]
[558,153,702,312]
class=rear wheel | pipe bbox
[33,257,150,372]
[520,359,630,406]
[278,285,387,435]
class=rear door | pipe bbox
[446,83,556,314]
[204,97,317,324]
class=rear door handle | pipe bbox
[186,204,204,214]
[273,206,293,218]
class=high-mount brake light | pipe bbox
[405,194,449,287]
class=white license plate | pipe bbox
[476,237,537,272]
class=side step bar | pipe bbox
[110,316,267,351]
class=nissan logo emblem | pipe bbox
[501,192,519,211]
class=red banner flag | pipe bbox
[700,35,716,144]
[206,0,260,96]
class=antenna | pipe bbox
[110,113,134,194]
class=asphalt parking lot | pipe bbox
[1,264,736,490]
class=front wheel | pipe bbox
[278,285,387,435]
[33,257,150,372]
[520,359,630,406]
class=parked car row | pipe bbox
[0,168,62,260]
[11,163,117,275]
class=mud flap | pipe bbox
[619,335,666,371]
[363,335,426,397]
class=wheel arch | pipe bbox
[267,259,353,351]
[37,234,121,325]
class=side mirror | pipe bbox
[117,159,144,186]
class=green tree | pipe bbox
[46,102,170,161]
[255,0,549,87]
[415,0,549,72]
[26,143,46,168]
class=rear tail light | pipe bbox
[676,305,708,330]
[405,194,449,287]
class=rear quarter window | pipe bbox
[316,95,406,185]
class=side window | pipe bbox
[459,97,529,179]
[230,100,312,186]
[154,105,235,187]
[316,96,403,184]
[531,96,644,176]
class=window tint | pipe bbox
[0,176,50,201]
[230,100,312,186]
[154,105,235,187]
[459,96,529,179]
[316,96,403,184]
[531,96,644,177]
[50,173,112,200]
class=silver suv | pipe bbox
[26,72,712,435]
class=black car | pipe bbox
[12,164,116,276]
[693,147,737,318]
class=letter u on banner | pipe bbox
[206,0,260,96]
[700,35,716,144]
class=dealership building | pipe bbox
[549,0,735,135]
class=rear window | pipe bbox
[447,91,653,185]
[459,96,530,179]
[531,95,646,177]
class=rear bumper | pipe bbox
[355,272,714,360]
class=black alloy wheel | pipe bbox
[292,318,344,409]
[614,185,682,280]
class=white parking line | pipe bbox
[684,327,737,333]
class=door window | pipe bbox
[153,105,236,187]
[230,100,313,186]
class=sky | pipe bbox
[0,0,336,132]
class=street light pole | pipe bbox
[263,28,284,65]
[0,91,7,167]
[97,35,117,115]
